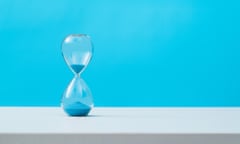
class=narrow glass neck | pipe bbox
[74,73,81,78]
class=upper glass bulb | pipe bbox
[62,34,93,74]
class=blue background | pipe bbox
[0,0,239,106]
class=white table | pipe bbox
[0,107,240,144]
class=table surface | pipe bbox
[0,107,240,134]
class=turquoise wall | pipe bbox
[0,0,239,106]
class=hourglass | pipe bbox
[61,34,94,116]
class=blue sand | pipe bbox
[71,64,85,74]
[63,102,91,116]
